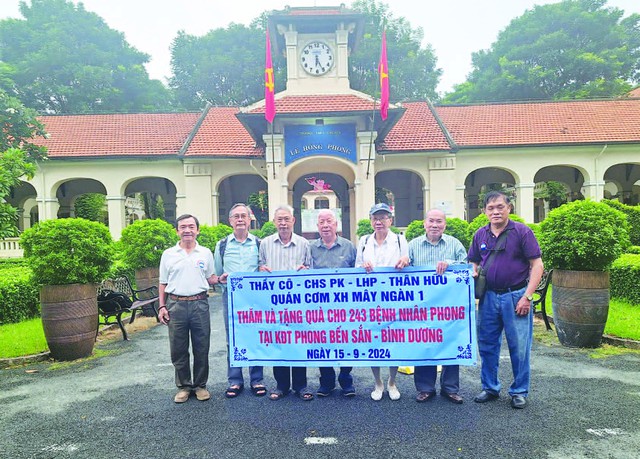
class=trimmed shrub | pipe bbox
[0,265,39,324]
[199,223,233,253]
[445,218,471,249]
[467,213,526,241]
[357,219,373,237]
[602,200,640,246]
[610,254,640,305]
[539,200,630,271]
[261,221,277,237]
[119,219,178,270]
[527,223,541,240]
[20,218,113,285]
[625,245,640,254]
[74,193,107,224]
[404,220,424,242]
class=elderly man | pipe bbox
[158,214,218,403]
[214,203,266,398]
[259,205,312,401]
[408,208,467,404]
[310,209,357,397]
[356,202,410,401]
[468,191,543,409]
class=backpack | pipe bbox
[218,235,261,269]
[97,290,133,313]
[360,233,401,254]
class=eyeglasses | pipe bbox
[230,213,249,220]
[371,215,390,221]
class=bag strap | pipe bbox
[481,228,510,272]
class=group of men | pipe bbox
[157,190,543,410]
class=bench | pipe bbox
[96,276,159,340]
[532,269,553,331]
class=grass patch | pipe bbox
[604,298,640,341]
[0,318,48,358]
[588,344,640,359]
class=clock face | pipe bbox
[301,41,333,75]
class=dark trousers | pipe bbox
[319,367,354,390]
[222,292,263,387]
[273,366,307,393]
[414,365,460,394]
[167,297,210,389]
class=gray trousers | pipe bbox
[167,297,210,389]
[414,365,460,394]
[222,291,264,387]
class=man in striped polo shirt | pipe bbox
[259,205,312,401]
[408,208,467,404]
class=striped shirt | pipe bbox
[355,231,409,268]
[259,232,311,271]
[213,233,260,290]
[408,233,467,267]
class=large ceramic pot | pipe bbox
[135,267,159,316]
[40,283,98,361]
[552,269,609,348]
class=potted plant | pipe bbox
[119,219,178,314]
[539,200,630,347]
[20,218,113,360]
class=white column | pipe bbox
[106,195,126,240]
[183,163,213,224]
[515,182,535,223]
[455,185,466,220]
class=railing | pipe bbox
[0,238,23,258]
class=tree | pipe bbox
[169,1,440,108]
[349,0,441,102]
[0,90,46,237]
[0,0,171,114]
[170,23,284,109]
[444,0,640,103]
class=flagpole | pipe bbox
[265,28,277,180]
[367,28,388,179]
[365,85,379,180]
[270,124,276,179]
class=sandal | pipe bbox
[297,390,314,401]
[268,389,289,401]
[225,385,244,398]
[251,385,267,397]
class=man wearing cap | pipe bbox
[158,214,218,403]
[408,208,467,404]
[356,202,410,401]
[310,209,357,398]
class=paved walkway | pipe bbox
[1,292,639,459]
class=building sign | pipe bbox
[284,124,357,165]
[227,266,477,367]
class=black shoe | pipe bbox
[316,386,334,397]
[474,390,499,403]
[511,395,527,409]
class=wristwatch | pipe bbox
[525,293,534,301]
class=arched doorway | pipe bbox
[464,168,516,221]
[375,170,424,227]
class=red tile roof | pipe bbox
[435,99,640,147]
[248,94,378,115]
[185,107,262,157]
[35,113,200,158]
[379,102,451,151]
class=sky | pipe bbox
[2,0,640,94]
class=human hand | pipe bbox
[296,265,308,271]
[435,261,448,275]
[158,307,170,325]
[395,256,410,270]
[515,296,531,316]
[219,273,229,284]
[259,265,272,273]
[363,261,374,273]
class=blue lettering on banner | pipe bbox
[227,266,477,367]
[284,124,357,165]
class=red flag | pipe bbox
[264,29,276,123]
[378,30,389,120]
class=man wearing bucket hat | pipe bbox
[356,202,410,401]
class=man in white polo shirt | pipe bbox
[158,214,218,404]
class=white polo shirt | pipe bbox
[159,242,214,296]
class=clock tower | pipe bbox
[268,6,364,94]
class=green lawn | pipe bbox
[0,318,48,359]
[605,298,640,341]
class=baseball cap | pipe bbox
[369,202,392,215]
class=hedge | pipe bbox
[610,254,640,306]
[0,265,39,325]
[198,223,233,253]
[602,200,640,246]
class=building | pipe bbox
[8,5,640,242]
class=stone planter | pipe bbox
[40,283,98,361]
[135,267,160,316]
[552,269,609,348]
